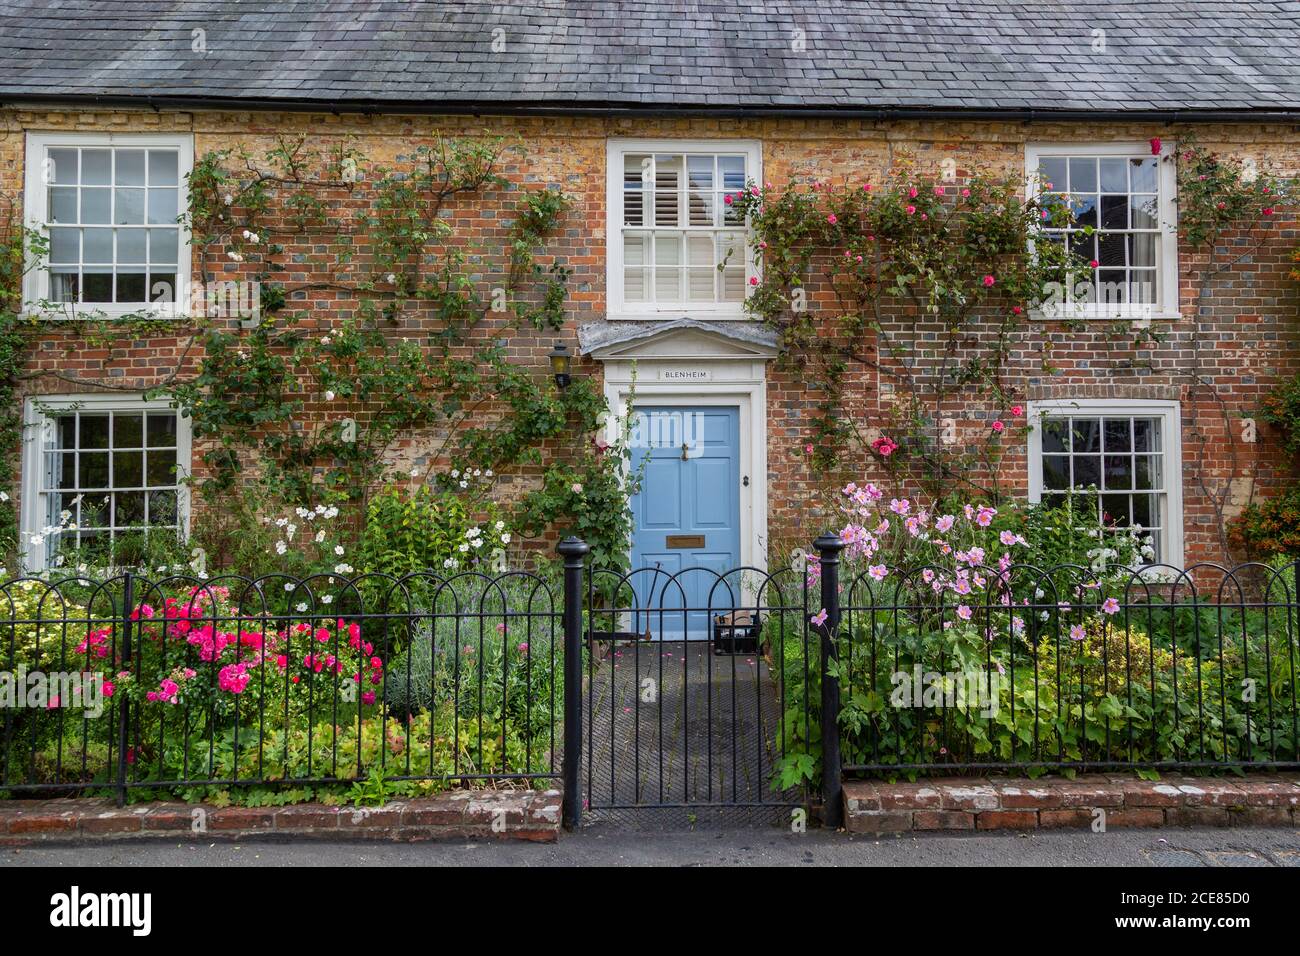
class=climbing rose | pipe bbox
[991,420,1005,433]
[982,274,995,287]
[1011,405,1023,416]
[826,213,838,225]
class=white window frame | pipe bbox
[22,131,194,319]
[1025,142,1180,321]
[19,393,193,571]
[606,138,761,321]
[1026,398,1184,569]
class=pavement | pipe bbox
[3,824,1299,867]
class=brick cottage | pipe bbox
[0,1,1297,576]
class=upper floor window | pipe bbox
[1026,143,1178,320]
[20,394,191,571]
[24,132,193,317]
[606,139,760,319]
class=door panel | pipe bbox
[629,405,741,638]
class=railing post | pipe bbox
[557,536,589,830]
[115,571,134,808]
[814,533,845,829]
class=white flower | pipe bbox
[500,533,511,544]
[467,527,481,539]
[471,538,483,549]
[275,540,288,555]
[315,504,327,515]
[334,563,353,575]
[325,390,335,401]
[458,542,470,553]
[284,583,295,592]
[494,520,505,531]
[295,507,309,518]
[275,518,288,528]
[451,469,460,479]
[473,469,481,477]
[29,534,43,545]
[315,530,325,543]
[325,506,339,519]
[321,594,334,605]
[459,480,468,489]
[0,491,9,502]
[443,558,459,569]
[334,545,344,556]
[295,602,307,613]
[285,523,297,539]
[410,468,420,477]
[386,273,397,284]
[321,336,331,345]
[484,469,493,477]
[223,193,233,205]
[227,251,243,262]
[571,482,583,494]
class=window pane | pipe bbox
[82,228,112,263]
[115,149,146,186]
[80,415,110,449]
[115,188,145,225]
[146,413,177,447]
[687,155,713,190]
[79,452,109,487]
[117,229,146,263]
[1068,158,1097,192]
[113,450,144,487]
[1073,455,1100,487]
[82,268,112,302]
[113,413,144,447]
[49,148,78,185]
[687,268,714,302]
[1130,158,1158,193]
[147,188,178,225]
[49,187,77,223]
[81,149,111,185]
[1070,418,1100,453]
[1042,454,1069,489]
[1103,455,1133,490]
[1100,158,1127,192]
[148,150,179,186]
[1129,233,1156,267]
[719,155,745,190]
[49,228,79,263]
[688,189,713,226]
[653,155,682,226]
[623,154,647,227]
[1069,195,1098,229]
[1039,157,1067,188]
[1103,419,1131,451]
[81,187,111,224]
[116,272,146,302]
[1100,195,1127,230]
[114,492,145,526]
[148,228,178,264]
[49,271,78,302]
[1131,195,1158,229]
[147,490,178,525]
[146,450,177,486]
[1101,495,1130,526]
[1041,418,1068,452]
[1135,455,1160,490]
[1098,233,1125,266]
[148,273,177,304]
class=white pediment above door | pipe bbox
[578,318,779,361]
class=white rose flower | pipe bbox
[334,545,344,556]
[325,390,335,401]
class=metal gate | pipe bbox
[557,536,846,827]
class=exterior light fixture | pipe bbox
[549,342,572,390]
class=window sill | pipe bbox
[1029,308,1182,323]
[608,310,753,322]
[21,305,195,321]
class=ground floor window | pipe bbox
[21,395,191,570]
[1026,399,1183,567]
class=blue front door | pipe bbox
[629,405,741,639]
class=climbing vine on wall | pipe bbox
[11,134,633,571]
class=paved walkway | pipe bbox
[5,827,1298,867]
[582,640,799,823]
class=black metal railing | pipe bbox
[0,569,563,805]
[2,538,1296,831]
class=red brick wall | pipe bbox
[2,108,1296,565]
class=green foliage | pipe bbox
[1229,484,1300,559]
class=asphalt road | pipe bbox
[3,825,1299,867]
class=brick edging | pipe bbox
[0,789,561,846]
[843,774,1300,834]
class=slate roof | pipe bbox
[1,1,1298,116]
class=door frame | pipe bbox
[604,374,766,575]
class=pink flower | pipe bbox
[518,642,530,653]
[826,213,838,225]
[1101,597,1121,615]
[868,565,888,582]
[956,605,972,621]
[1089,259,1099,269]
[811,608,828,627]
[1069,624,1087,642]
[361,691,376,706]
[724,193,734,205]
[961,188,971,198]
[933,186,945,196]
[1149,137,1162,155]
[749,276,758,286]
[908,186,919,199]
[982,274,995,287]
[991,420,1005,433]
[905,205,916,215]
[935,514,955,533]
[1263,207,1275,216]
[1011,405,1023,416]
[871,435,898,457]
